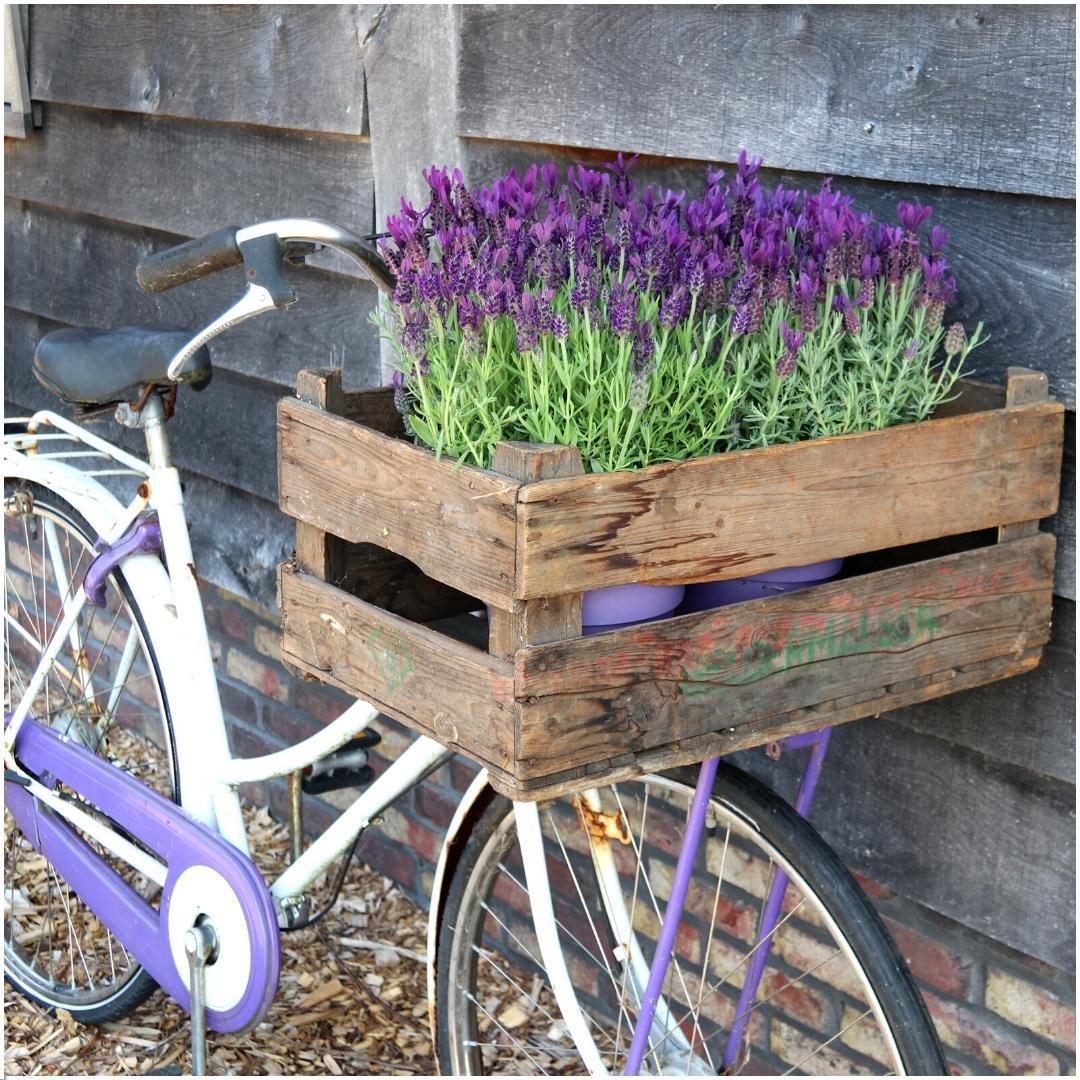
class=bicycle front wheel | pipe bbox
[4,479,179,1024]
[437,763,944,1075]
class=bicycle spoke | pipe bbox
[782,1007,875,1076]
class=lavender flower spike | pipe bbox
[944,322,966,357]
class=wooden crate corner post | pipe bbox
[999,366,1052,544]
[488,442,584,660]
[292,368,347,585]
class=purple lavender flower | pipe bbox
[609,276,637,336]
[777,321,804,378]
[944,322,966,356]
[929,225,949,255]
[731,305,752,336]
[833,292,862,336]
[551,313,570,340]
[633,322,655,369]
[794,272,819,333]
[903,338,921,361]
[897,201,933,234]
[659,285,689,329]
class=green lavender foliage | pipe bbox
[374,266,983,473]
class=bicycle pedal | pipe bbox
[301,763,374,796]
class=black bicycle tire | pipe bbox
[3,479,179,1025]
[436,761,946,1076]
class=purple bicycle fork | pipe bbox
[623,726,833,1075]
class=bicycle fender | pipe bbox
[426,767,496,1064]
[7,718,280,1034]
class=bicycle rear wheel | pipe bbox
[4,479,178,1023]
[437,764,944,1075]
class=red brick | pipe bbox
[226,648,290,703]
[883,916,974,999]
[415,782,458,829]
[762,969,830,1032]
[201,591,250,644]
[450,756,481,792]
[217,681,258,726]
[851,871,895,902]
[924,991,1061,1075]
[262,702,321,744]
[361,833,416,891]
[406,817,442,864]
[229,723,278,761]
[294,681,355,727]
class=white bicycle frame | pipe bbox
[4,406,635,1073]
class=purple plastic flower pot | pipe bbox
[583,583,685,631]
[681,558,843,614]
[472,584,686,634]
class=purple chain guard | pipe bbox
[6,718,280,1033]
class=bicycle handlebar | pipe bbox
[136,218,396,296]
[136,226,244,293]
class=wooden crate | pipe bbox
[277,367,1064,800]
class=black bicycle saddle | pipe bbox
[33,326,212,406]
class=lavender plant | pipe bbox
[373,154,983,472]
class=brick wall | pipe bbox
[203,583,1075,1075]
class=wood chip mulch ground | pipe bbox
[4,803,439,1077]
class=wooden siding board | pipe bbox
[732,719,1075,972]
[458,5,1076,199]
[885,595,1075,785]
[28,5,368,135]
[464,140,1077,410]
[4,103,375,247]
[3,200,380,389]
[4,312,284,503]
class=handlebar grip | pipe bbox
[136,226,243,293]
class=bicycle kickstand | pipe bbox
[185,922,218,1076]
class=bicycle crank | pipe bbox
[5,717,280,1033]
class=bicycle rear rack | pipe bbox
[4,410,150,478]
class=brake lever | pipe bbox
[166,283,279,381]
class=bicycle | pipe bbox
[4,217,946,1076]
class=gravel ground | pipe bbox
[4,803,439,1077]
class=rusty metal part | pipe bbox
[288,770,304,863]
[573,795,631,846]
[766,741,782,760]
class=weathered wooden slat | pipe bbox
[277,398,519,608]
[299,374,476,621]
[515,403,1064,597]
[4,103,375,248]
[463,140,1077,410]
[488,443,584,661]
[490,649,1044,803]
[513,535,1056,782]
[278,566,516,772]
[457,5,1076,199]
[3,200,381,389]
[28,5,368,135]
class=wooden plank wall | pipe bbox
[3,5,381,604]
[4,4,1074,971]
